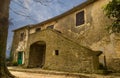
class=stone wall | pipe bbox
[11,27,28,63]
[26,29,100,73]
[107,58,120,72]
[29,0,112,60]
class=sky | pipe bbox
[7,0,86,57]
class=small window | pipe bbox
[20,33,24,41]
[35,28,41,32]
[76,10,85,26]
[47,25,54,29]
[55,50,59,56]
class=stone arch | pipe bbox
[29,41,46,68]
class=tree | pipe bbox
[0,0,66,77]
[0,0,56,78]
[104,0,120,33]
[0,0,15,78]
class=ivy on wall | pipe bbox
[104,0,120,33]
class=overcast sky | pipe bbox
[6,0,86,57]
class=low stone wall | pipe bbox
[107,58,120,72]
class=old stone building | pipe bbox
[11,0,120,73]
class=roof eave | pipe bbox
[30,0,97,28]
[13,0,97,31]
[12,25,30,32]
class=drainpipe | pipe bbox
[102,47,107,70]
[104,54,107,70]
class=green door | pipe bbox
[18,52,23,65]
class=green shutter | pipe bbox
[18,52,23,65]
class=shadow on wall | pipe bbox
[29,41,46,68]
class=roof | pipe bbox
[13,0,97,32]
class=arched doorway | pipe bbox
[29,41,46,68]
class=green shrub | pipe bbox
[99,63,107,70]
[12,61,18,66]
[96,63,113,75]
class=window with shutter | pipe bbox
[76,11,85,26]
[20,32,24,41]
[35,28,41,32]
[47,25,54,29]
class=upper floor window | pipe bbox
[76,10,85,26]
[35,28,41,32]
[20,32,24,41]
[47,25,54,29]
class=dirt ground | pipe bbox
[10,71,82,78]
[9,67,120,78]
[10,71,120,78]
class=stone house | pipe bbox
[11,0,120,73]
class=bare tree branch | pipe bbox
[9,0,57,25]
[12,0,28,9]
[33,0,53,6]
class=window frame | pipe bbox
[76,10,85,27]
[55,50,59,56]
[20,32,24,41]
[35,28,41,32]
[46,25,54,29]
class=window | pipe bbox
[47,25,54,29]
[55,50,59,56]
[76,10,85,26]
[35,28,41,32]
[20,33,24,41]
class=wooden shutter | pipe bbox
[76,11,85,26]
[47,25,54,29]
